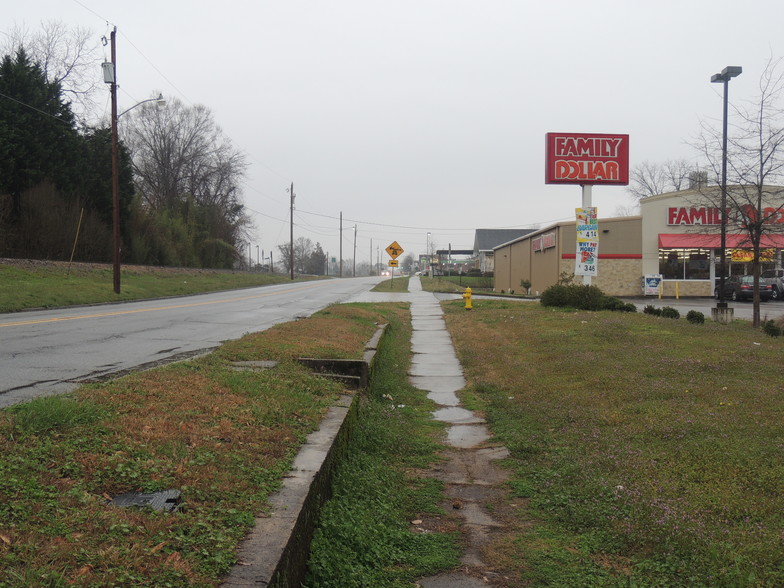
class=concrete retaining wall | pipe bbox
[221,323,388,588]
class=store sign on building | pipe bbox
[668,206,784,226]
[545,133,629,185]
[575,207,598,276]
[532,232,557,252]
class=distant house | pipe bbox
[473,228,535,273]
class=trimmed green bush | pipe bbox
[540,284,571,307]
[643,305,662,316]
[686,310,705,324]
[762,320,782,337]
[660,306,680,319]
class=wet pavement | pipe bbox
[350,277,514,587]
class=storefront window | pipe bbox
[658,248,711,279]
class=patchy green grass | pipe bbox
[0,260,311,313]
[443,299,784,586]
[0,304,398,587]
[372,276,410,293]
[305,306,460,587]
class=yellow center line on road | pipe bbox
[0,282,326,328]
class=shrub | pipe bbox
[660,306,680,319]
[601,296,626,311]
[762,320,782,337]
[643,305,662,316]
[540,284,606,310]
[686,310,705,324]
[622,302,638,313]
[540,284,571,307]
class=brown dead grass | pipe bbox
[0,303,403,586]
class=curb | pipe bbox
[221,323,388,587]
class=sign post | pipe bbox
[546,132,629,285]
[385,241,404,285]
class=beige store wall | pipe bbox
[495,217,643,296]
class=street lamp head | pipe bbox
[711,66,742,83]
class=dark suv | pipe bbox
[714,275,773,302]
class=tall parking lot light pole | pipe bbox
[711,65,742,309]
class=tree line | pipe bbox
[0,24,249,269]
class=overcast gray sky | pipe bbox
[7,1,784,265]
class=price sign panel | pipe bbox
[385,241,404,259]
[575,207,598,276]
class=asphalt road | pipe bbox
[0,277,382,408]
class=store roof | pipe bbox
[474,228,534,253]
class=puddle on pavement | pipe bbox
[445,424,491,449]
[432,406,483,424]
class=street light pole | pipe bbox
[352,225,357,277]
[108,28,120,294]
[711,65,742,311]
[103,28,165,295]
[427,232,431,277]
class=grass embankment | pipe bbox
[443,299,784,586]
[0,260,306,313]
[0,303,417,586]
[305,303,460,586]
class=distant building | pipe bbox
[473,229,535,273]
[493,185,784,297]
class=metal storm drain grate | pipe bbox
[109,489,182,512]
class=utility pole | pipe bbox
[370,238,372,276]
[109,28,120,294]
[353,225,357,277]
[339,212,343,277]
[289,182,295,280]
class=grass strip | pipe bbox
[0,261,309,313]
[372,276,410,293]
[443,299,784,586]
[0,303,393,587]
[304,304,460,587]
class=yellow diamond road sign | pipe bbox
[386,241,404,259]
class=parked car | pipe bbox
[714,275,773,302]
[761,269,784,301]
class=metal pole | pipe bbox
[581,184,592,286]
[352,225,357,277]
[110,28,120,294]
[289,182,295,280]
[339,212,343,277]
[718,78,730,306]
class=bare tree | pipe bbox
[627,159,695,200]
[694,56,784,326]
[2,20,101,121]
[277,237,315,274]
[124,97,248,213]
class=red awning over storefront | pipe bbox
[658,233,784,248]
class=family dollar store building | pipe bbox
[494,182,784,298]
[493,215,642,297]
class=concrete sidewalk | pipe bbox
[404,277,512,587]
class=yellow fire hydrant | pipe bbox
[462,287,473,310]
